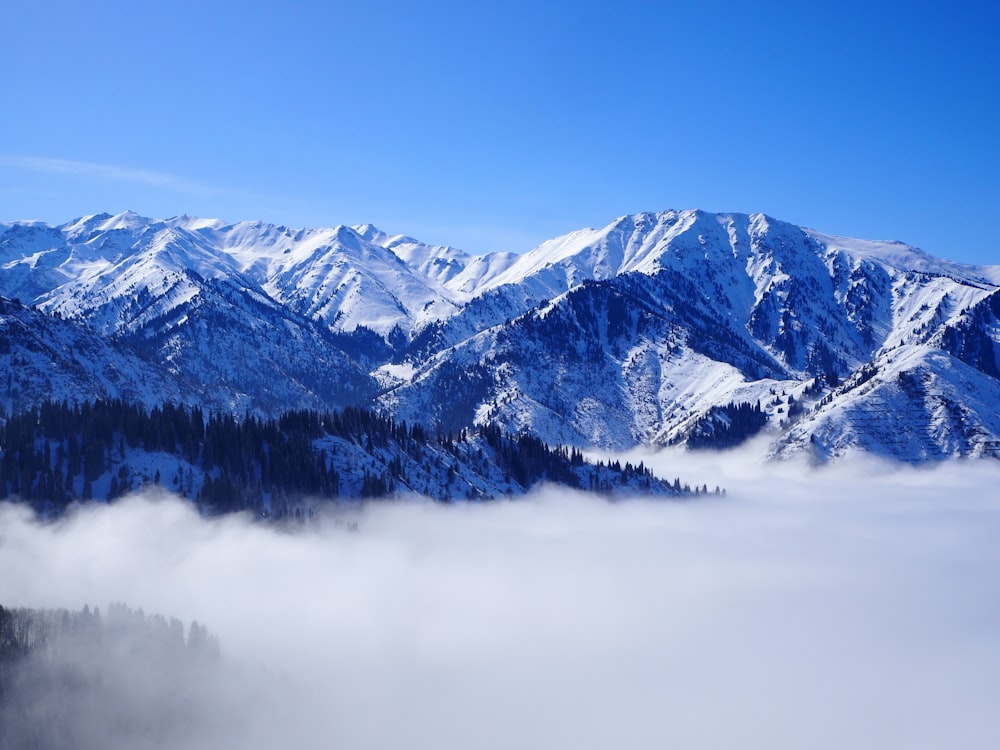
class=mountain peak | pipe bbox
[167,214,227,231]
[101,210,149,230]
[4,208,1000,462]
[353,223,385,241]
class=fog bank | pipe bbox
[2,454,999,749]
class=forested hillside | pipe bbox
[0,399,692,517]
[0,603,222,750]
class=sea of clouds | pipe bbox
[2,446,999,749]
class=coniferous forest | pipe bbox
[0,603,225,750]
[684,401,768,450]
[0,398,685,518]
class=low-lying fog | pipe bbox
[2,447,999,749]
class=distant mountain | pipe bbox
[380,211,1000,460]
[2,209,999,462]
[1,214,378,415]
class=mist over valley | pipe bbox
[2,452,999,749]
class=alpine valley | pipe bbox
[3,207,1000,504]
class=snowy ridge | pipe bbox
[215,222,465,334]
[2,208,999,462]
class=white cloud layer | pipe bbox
[2,452,999,749]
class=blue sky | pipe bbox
[2,1,998,263]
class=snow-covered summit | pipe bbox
[7,207,979,335]
[3,208,999,462]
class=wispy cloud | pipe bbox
[3,155,225,197]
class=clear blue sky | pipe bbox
[2,0,998,264]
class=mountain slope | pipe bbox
[0,296,193,416]
[2,208,998,463]
[0,216,379,414]
[381,211,1000,458]
[0,399,684,513]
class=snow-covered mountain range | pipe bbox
[3,209,999,462]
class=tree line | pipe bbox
[0,602,222,750]
[0,398,685,516]
[684,400,767,450]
